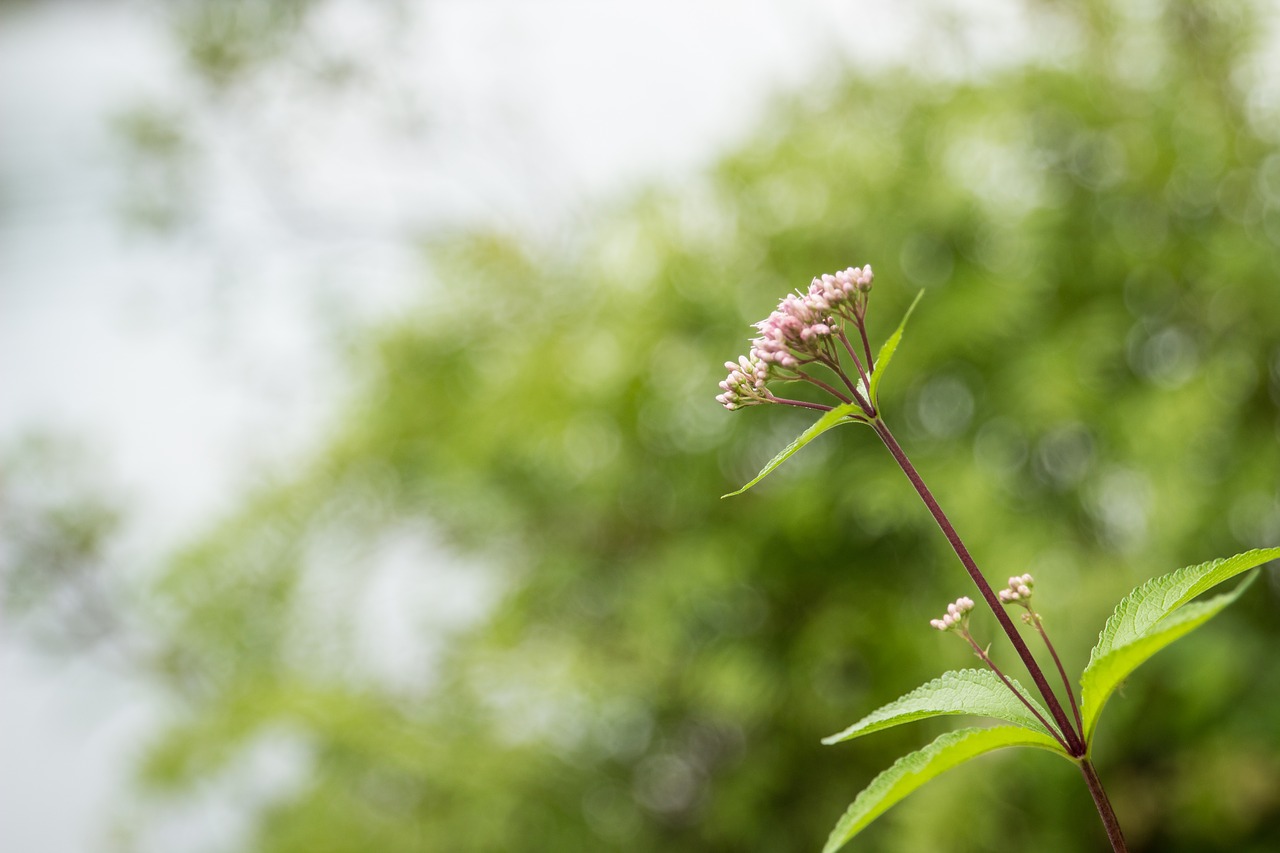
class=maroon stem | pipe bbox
[1080,758,1128,853]
[870,417,1086,756]
[770,397,834,413]
[796,371,853,405]
[855,314,875,372]
[961,630,1067,750]
[1032,616,1084,736]
[835,330,874,406]
[814,351,863,398]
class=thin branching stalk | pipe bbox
[770,397,834,412]
[961,631,1068,750]
[835,328,873,400]
[795,372,854,405]
[813,352,863,397]
[869,417,1087,755]
[716,264,1131,851]
[1030,616,1084,736]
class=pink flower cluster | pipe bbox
[717,265,874,410]
[807,265,875,314]
[998,573,1035,606]
[716,353,772,411]
[930,596,975,632]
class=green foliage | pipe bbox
[820,548,1275,848]
[722,403,868,497]
[822,669,1055,744]
[175,0,322,85]
[822,727,1066,853]
[1081,547,1280,741]
[723,287,923,497]
[868,290,924,408]
[0,433,125,652]
[133,3,1280,851]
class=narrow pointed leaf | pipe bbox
[1080,546,1279,742]
[721,402,866,497]
[822,669,1056,744]
[823,726,1067,853]
[1080,579,1255,742]
[867,289,924,405]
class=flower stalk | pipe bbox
[1001,574,1084,736]
[871,418,1086,755]
[718,263,1129,852]
[931,596,1068,751]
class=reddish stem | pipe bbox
[835,329,873,405]
[855,315,875,373]
[770,397,834,412]
[814,351,862,398]
[870,417,1086,756]
[1080,758,1128,853]
[795,371,853,406]
[961,629,1067,750]
[1031,615,1084,736]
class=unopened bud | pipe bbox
[931,596,975,633]
[999,573,1036,608]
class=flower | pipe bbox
[930,595,975,632]
[807,265,874,317]
[998,573,1035,607]
[750,293,832,370]
[716,353,772,410]
[716,265,874,411]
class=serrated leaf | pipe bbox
[1087,548,1280,657]
[1079,546,1280,742]
[822,669,1056,744]
[721,402,867,498]
[867,289,924,406]
[822,726,1067,853]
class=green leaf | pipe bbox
[822,669,1057,744]
[867,289,924,406]
[1079,546,1280,742]
[721,402,867,498]
[823,726,1067,853]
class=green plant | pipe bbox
[718,265,1280,852]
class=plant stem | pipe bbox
[815,351,863,398]
[854,315,875,372]
[770,397,834,412]
[961,630,1068,750]
[835,329,873,403]
[869,417,1086,756]
[1031,615,1084,736]
[1080,758,1128,853]
[795,372,854,406]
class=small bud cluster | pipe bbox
[718,265,874,410]
[751,293,833,370]
[807,265,875,314]
[930,596,975,632]
[716,353,772,410]
[998,573,1035,607]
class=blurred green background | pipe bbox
[4,1,1280,851]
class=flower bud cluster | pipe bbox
[716,353,772,410]
[807,265,875,314]
[717,265,874,410]
[930,596,975,632]
[751,293,833,370]
[998,573,1035,607]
